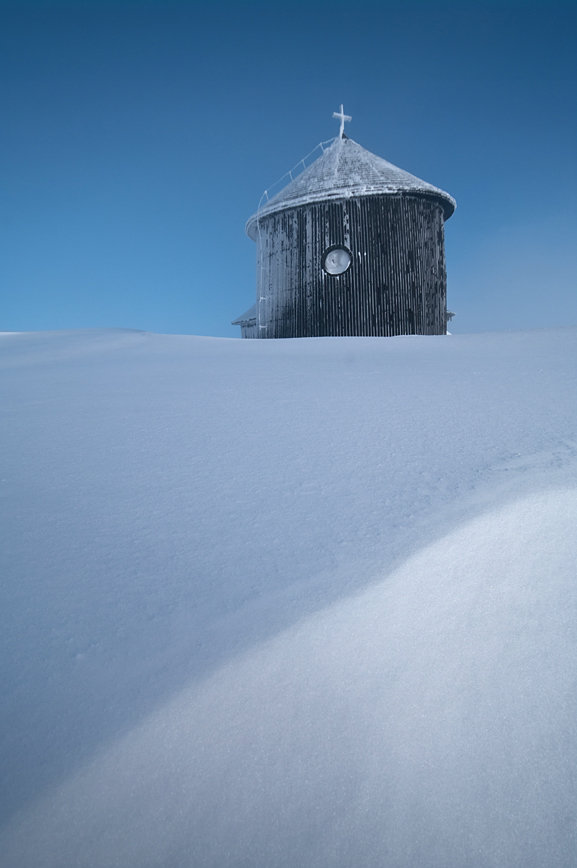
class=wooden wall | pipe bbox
[255,195,447,338]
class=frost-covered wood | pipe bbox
[255,195,447,338]
[236,135,456,339]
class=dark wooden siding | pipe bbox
[255,195,447,338]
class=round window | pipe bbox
[322,246,352,275]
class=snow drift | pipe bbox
[0,327,575,867]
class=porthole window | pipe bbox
[322,245,352,276]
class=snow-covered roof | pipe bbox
[231,303,256,326]
[246,136,456,240]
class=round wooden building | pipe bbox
[235,111,456,339]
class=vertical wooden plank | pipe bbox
[255,194,448,338]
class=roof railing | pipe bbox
[257,137,336,214]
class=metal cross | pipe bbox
[332,104,352,138]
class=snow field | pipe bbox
[0,327,575,866]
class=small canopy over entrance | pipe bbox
[231,303,257,339]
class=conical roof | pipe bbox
[246,136,455,240]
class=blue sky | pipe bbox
[1,0,575,337]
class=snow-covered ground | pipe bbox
[0,327,575,867]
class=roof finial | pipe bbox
[332,104,352,139]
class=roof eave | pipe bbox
[246,189,456,240]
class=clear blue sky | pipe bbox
[1,0,575,336]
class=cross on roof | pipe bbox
[332,104,352,138]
